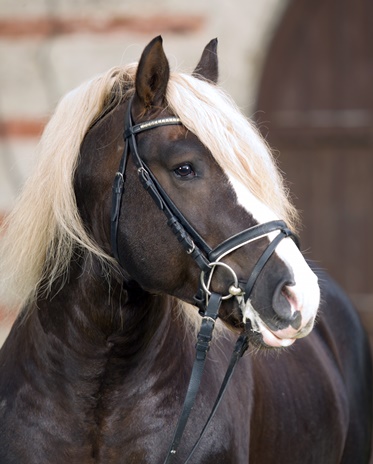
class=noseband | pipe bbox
[110,97,299,462]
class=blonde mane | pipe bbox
[166,74,298,229]
[0,61,297,313]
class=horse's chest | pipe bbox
[90,387,248,464]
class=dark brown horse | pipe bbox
[0,37,371,463]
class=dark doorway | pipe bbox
[256,0,373,340]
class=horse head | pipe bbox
[76,36,320,348]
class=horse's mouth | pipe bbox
[237,296,307,349]
[218,295,313,348]
[252,320,296,348]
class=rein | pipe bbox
[111,97,299,463]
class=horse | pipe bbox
[0,36,371,464]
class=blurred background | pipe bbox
[0,0,372,352]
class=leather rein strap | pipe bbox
[110,97,299,463]
[164,293,249,464]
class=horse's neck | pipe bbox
[6,256,183,392]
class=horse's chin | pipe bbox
[218,300,295,349]
[212,298,301,349]
[245,329,295,351]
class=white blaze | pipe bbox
[228,176,320,346]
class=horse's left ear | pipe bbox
[134,36,170,112]
[193,38,219,84]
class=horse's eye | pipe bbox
[174,164,195,178]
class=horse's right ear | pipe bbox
[133,36,170,114]
[193,38,219,84]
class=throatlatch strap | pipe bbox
[111,140,129,262]
[164,292,222,464]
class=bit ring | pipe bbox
[200,261,243,300]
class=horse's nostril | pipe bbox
[272,280,301,329]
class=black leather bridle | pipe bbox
[111,97,299,463]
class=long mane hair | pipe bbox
[0,61,298,312]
